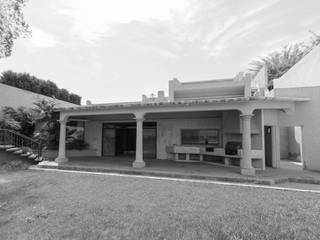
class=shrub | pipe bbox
[1,159,31,171]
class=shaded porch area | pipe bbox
[42,156,320,185]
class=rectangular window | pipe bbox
[67,121,85,141]
[181,129,219,145]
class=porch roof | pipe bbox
[55,96,309,113]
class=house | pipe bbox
[53,46,320,176]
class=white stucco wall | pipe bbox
[84,121,103,156]
[0,83,78,115]
[275,87,320,170]
[82,111,263,160]
[280,127,289,159]
[156,118,222,159]
[222,110,263,151]
[280,127,301,160]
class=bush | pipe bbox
[66,139,89,150]
[0,71,81,105]
[0,159,31,171]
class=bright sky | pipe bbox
[1,0,320,104]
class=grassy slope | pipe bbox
[0,170,320,240]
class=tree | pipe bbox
[32,99,59,148]
[0,0,31,58]
[0,106,36,136]
[250,32,320,89]
[0,71,82,104]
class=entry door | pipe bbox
[102,128,116,156]
[264,126,272,167]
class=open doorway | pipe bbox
[102,122,157,159]
[279,126,303,170]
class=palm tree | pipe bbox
[0,106,36,136]
[32,99,58,148]
[250,32,320,89]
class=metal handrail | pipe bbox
[2,129,40,144]
[0,129,43,159]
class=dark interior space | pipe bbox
[102,122,156,159]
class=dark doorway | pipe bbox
[264,126,272,167]
[115,126,136,156]
[102,122,157,159]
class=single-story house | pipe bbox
[54,46,320,176]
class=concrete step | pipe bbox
[13,149,23,155]
[6,147,21,152]
[34,157,43,162]
[0,145,15,150]
[28,154,38,159]
[20,152,32,157]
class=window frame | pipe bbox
[180,128,220,146]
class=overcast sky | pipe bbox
[1,0,320,104]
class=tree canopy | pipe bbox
[250,32,320,89]
[0,70,81,105]
[0,0,31,58]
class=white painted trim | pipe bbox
[300,125,306,169]
[272,125,280,168]
[261,110,266,170]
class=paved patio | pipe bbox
[36,156,320,185]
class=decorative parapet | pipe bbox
[141,90,169,103]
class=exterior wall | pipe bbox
[0,83,77,116]
[84,121,103,156]
[280,127,289,159]
[222,110,263,150]
[275,86,320,170]
[288,127,301,160]
[280,127,302,160]
[81,111,264,160]
[263,109,281,168]
[156,118,222,159]
[169,78,248,101]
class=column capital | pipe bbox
[134,117,145,122]
[58,118,68,124]
[240,114,254,120]
[134,112,145,121]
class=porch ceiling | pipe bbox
[56,96,309,118]
[69,111,224,121]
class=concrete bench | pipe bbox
[166,145,264,168]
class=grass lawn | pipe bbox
[0,169,320,240]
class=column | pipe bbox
[240,114,255,176]
[55,117,68,163]
[132,115,145,168]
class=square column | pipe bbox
[132,116,145,168]
[240,114,255,176]
[55,117,68,163]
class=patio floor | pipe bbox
[36,156,320,185]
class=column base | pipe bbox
[240,168,256,176]
[132,160,145,168]
[55,157,69,163]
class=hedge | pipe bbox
[0,70,81,105]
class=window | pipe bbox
[181,129,219,145]
[67,121,85,141]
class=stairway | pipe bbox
[0,129,43,162]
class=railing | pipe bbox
[0,129,43,159]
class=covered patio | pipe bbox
[53,97,298,176]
